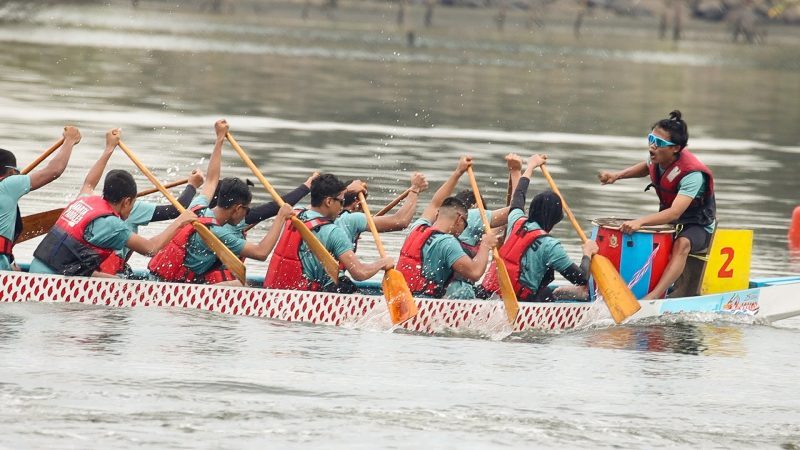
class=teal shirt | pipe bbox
[446,209,493,299]
[0,174,30,270]
[183,195,247,275]
[28,203,134,275]
[115,200,158,260]
[297,208,354,287]
[653,164,716,233]
[335,211,368,247]
[409,218,468,295]
[504,209,573,293]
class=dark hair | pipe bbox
[0,148,17,177]
[441,196,468,216]
[528,190,563,232]
[454,189,486,210]
[103,169,137,203]
[210,178,254,208]
[310,173,346,207]
[211,178,252,209]
[652,110,689,150]
[342,179,366,207]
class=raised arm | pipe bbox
[598,161,649,185]
[240,204,293,260]
[151,169,203,221]
[78,128,119,196]
[29,126,81,191]
[373,172,428,232]
[125,209,197,256]
[200,119,228,199]
[245,172,317,225]
[509,154,547,212]
[420,156,472,222]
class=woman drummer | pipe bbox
[598,110,717,300]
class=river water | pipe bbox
[1,3,799,448]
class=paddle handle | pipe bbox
[539,165,588,243]
[225,133,285,207]
[136,177,189,198]
[466,167,493,235]
[358,192,388,259]
[375,188,411,217]
[21,138,65,175]
[118,141,184,212]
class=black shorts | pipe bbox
[676,224,712,254]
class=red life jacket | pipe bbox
[147,207,236,284]
[396,224,451,297]
[32,196,119,276]
[264,210,334,291]
[97,251,127,275]
[0,234,12,259]
[481,217,548,300]
[647,149,716,226]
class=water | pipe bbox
[1,2,799,448]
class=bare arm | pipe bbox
[338,250,394,281]
[505,153,523,205]
[29,126,81,191]
[488,206,510,228]
[373,172,428,232]
[200,119,228,199]
[621,195,694,234]
[598,161,649,184]
[239,205,293,260]
[125,209,197,256]
[420,156,472,222]
[450,231,499,282]
[79,129,120,196]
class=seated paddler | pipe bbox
[79,128,204,278]
[1,126,80,271]
[396,156,499,298]
[481,154,599,302]
[148,119,293,285]
[598,110,716,299]
[264,173,394,293]
[28,169,196,277]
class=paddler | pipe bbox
[481,154,599,301]
[0,126,81,271]
[76,128,204,278]
[263,173,395,293]
[147,119,293,285]
[395,156,500,298]
[598,110,716,299]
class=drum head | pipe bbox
[591,217,675,234]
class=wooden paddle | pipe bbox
[16,178,190,244]
[224,132,340,285]
[117,141,246,284]
[466,167,520,324]
[358,192,418,324]
[21,138,66,175]
[539,165,640,323]
[375,188,411,217]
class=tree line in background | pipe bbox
[2,0,799,43]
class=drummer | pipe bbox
[481,154,599,301]
[598,110,716,299]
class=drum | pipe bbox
[589,218,675,300]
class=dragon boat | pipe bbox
[2,269,799,335]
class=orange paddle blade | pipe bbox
[383,268,418,324]
[493,250,520,323]
[590,255,641,323]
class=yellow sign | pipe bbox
[701,229,753,294]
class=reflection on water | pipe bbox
[585,323,745,356]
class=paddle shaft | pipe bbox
[358,192,387,258]
[21,138,65,175]
[225,133,286,207]
[375,189,411,217]
[117,140,245,283]
[137,178,189,197]
[539,166,588,243]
